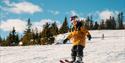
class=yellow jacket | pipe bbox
[67,27,90,47]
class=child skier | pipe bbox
[63,16,91,63]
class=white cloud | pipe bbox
[78,17,86,21]
[0,6,8,11]
[32,19,61,32]
[0,7,9,19]
[49,10,60,15]
[69,10,87,21]
[2,1,42,14]
[2,0,13,6]
[10,2,42,14]
[32,19,54,32]
[70,10,79,16]
[0,19,27,32]
[0,19,61,33]
[99,10,118,20]
[3,0,10,5]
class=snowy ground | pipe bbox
[0,30,125,63]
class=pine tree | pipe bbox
[50,22,58,35]
[90,16,94,30]
[93,22,99,30]
[11,27,16,45]
[27,18,32,33]
[15,34,19,45]
[35,30,40,45]
[6,32,12,46]
[111,17,116,29]
[118,12,124,29]
[22,33,32,45]
[105,19,112,29]
[38,33,41,45]
[1,38,8,46]
[104,16,116,29]
[59,17,69,34]
[40,22,54,45]
[85,16,90,29]
[5,27,19,46]
[31,28,40,45]
[1,38,7,46]
[41,23,51,38]
[0,35,2,46]
[22,18,33,45]
[100,20,105,29]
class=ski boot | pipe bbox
[75,56,83,63]
[70,56,76,63]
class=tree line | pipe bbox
[81,12,124,30]
[0,12,124,46]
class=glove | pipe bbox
[63,38,68,44]
[87,35,91,40]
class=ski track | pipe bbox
[0,30,125,63]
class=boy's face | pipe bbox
[72,19,77,26]
[72,19,78,31]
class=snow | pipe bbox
[54,33,69,44]
[0,30,125,63]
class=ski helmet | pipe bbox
[70,15,78,21]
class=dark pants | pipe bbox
[71,45,84,61]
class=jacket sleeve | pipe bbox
[87,32,91,40]
[86,30,91,36]
[67,33,72,39]
[81,27,91,40]
[86,30,91,40]
[63,33,72,44]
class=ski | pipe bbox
[65,59,71,63]
[60,60,65,63]
[75,61,84,63]
[60,59,84,63]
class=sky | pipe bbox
[0,0,125,38]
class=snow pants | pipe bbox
[71,45,84,57]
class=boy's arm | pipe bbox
[87,31,91,40]
[63,33,72,44]
[81,27,91,40]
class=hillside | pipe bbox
[0,30,125,63]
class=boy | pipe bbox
[63,16,91,63]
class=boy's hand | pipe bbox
[87,35,91,40]
[63,38,68,44]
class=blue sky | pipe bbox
[0,0,125,38]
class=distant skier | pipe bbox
[102,34,104,40]
[63,16,91,63]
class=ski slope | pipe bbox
[0,30,125,63]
